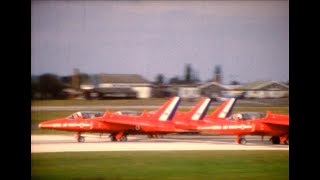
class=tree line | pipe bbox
[31,64,217,100]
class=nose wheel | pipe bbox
[77,136,85,143]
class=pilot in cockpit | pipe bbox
[237,113,243,120]
[232,113,243,121]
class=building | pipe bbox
[199,82,241,98]
[237,81,289,98]
[165,84,201,99]
[80,74,152,99]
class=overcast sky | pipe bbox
[31,0,289,84]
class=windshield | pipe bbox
[114,111,142,116]
[67,111,104,119]
[228,112,266,121]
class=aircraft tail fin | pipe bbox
[210,98,237,119]
[152,96,181,121]
[186,97,213,121]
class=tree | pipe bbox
[155,74,165,85]
[60,76,72,86]
[31,77,39,99]
[169,76,182,84]
[60,73,90,88]
[153,74,167,98]
[230,80,240,85]
[213,65,222,83]
[183,64,199,84]
[38,74,66,99]
[192,70,201,83]
[79,73,90,84]
[185,64,192,83]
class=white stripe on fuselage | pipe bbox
[159,97,180,121]
[218,98,235,118]
[191,98,211,120]
[198,124,252,130]
[67,123,91,127]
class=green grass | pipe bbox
[31,107,288,134]
[31,151,288,180]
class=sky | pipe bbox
[31,0,289,84]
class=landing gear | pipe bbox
[148,134,158,138]
[111,135,127,142]
[238,138,247,145]
[280,135,289,145]
[119,136,127,142]
[158,135,164,138]
[271,136,280,144]
[77,136,85,143]
[147,134,164,138]
[236,135,247,145]
[75,132,85,143]
[110,132,128,142]
[111,136,117,141]
[285,138,289,145]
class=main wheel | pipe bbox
[111,136,117,141]
[158,135,164,138]
[271,136,280,144]
[77,136,85,143]
[120,136,127,142]
[238,138,247,145]
[285,138,289,145]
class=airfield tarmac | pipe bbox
[31,134,289,153]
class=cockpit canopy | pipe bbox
[229,112,267,121]
[67,111,104,119]
[114,111,142,116]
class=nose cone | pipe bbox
[38,122,43,128]
[38,119,63,129]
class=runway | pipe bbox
[31,134,289,153]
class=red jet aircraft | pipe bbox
[38,96,222,142]
[193,98,289,145]
[38,96,184,142]
[92,96,216,140]
[173,97,237,130]
[98,97,238,140]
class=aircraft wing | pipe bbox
[261,113,289,126]
[262,120,289,126]
[100,118,193,133]
[101,118,153,128]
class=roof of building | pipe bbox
[83,74,151,85]
[236,81,289,90]
[95,88,136,94]
[198,82,231,90]
[166,83,202,88]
